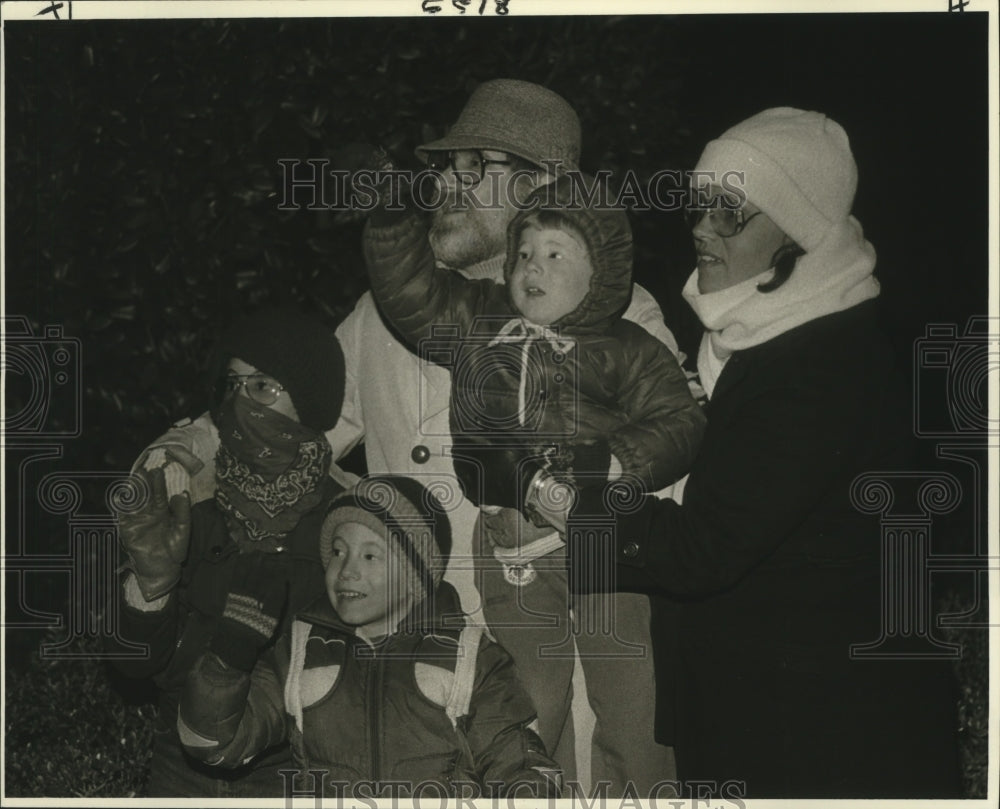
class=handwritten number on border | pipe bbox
[422,0,511,14]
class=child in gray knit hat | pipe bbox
[177,474,564,798]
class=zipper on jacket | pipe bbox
[367,647,385,787]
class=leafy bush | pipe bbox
[940,589,990,798]
[3,17,702,478]
[5,626,155,798]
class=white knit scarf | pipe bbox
[682,216,880,397]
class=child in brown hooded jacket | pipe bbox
[362,172,705,788]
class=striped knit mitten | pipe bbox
[210,552,289,671]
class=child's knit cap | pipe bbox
[693,107,857,251]
[319,476,453,596]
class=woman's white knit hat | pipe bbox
[693,107,857,251]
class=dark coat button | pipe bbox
[622,541,640,558]
[411,445,431,464]
[211,545,223,557]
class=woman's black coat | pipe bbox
[567,300,961,798]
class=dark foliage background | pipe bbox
[3,11,991,798]
[5,14,989,471]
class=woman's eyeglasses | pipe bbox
[684,204,762,238]
[222,373,285,406]
[425,150,513,189]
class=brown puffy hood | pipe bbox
[503,173,633,335]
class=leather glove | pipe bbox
[330,142,410,223]
[330,142,395,176]
[453,444,545,511]
[117,465,192,601]
[210,552,289,672]
[546,439,612,488]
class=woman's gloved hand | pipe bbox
[546,440,612,488]
[524,472,577,535]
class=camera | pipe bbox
[1,317,81,438]
[418,318,579,441]
[913,317,998,438]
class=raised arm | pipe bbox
[177,553,290,765]
[106,465,191,677]
[362,212,506,350]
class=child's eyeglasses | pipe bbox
[223,374,285,406]
[425,150,513,189]
[684,204,762,238]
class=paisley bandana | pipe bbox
[214,396,332,540]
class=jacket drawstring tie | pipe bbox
[488,318,575,427]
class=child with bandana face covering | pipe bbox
[109,309,347,798]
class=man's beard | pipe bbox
[428,205,508,269]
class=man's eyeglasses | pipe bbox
[684,203,762,238]
[222,373,285,407]
[425,150,513,189]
